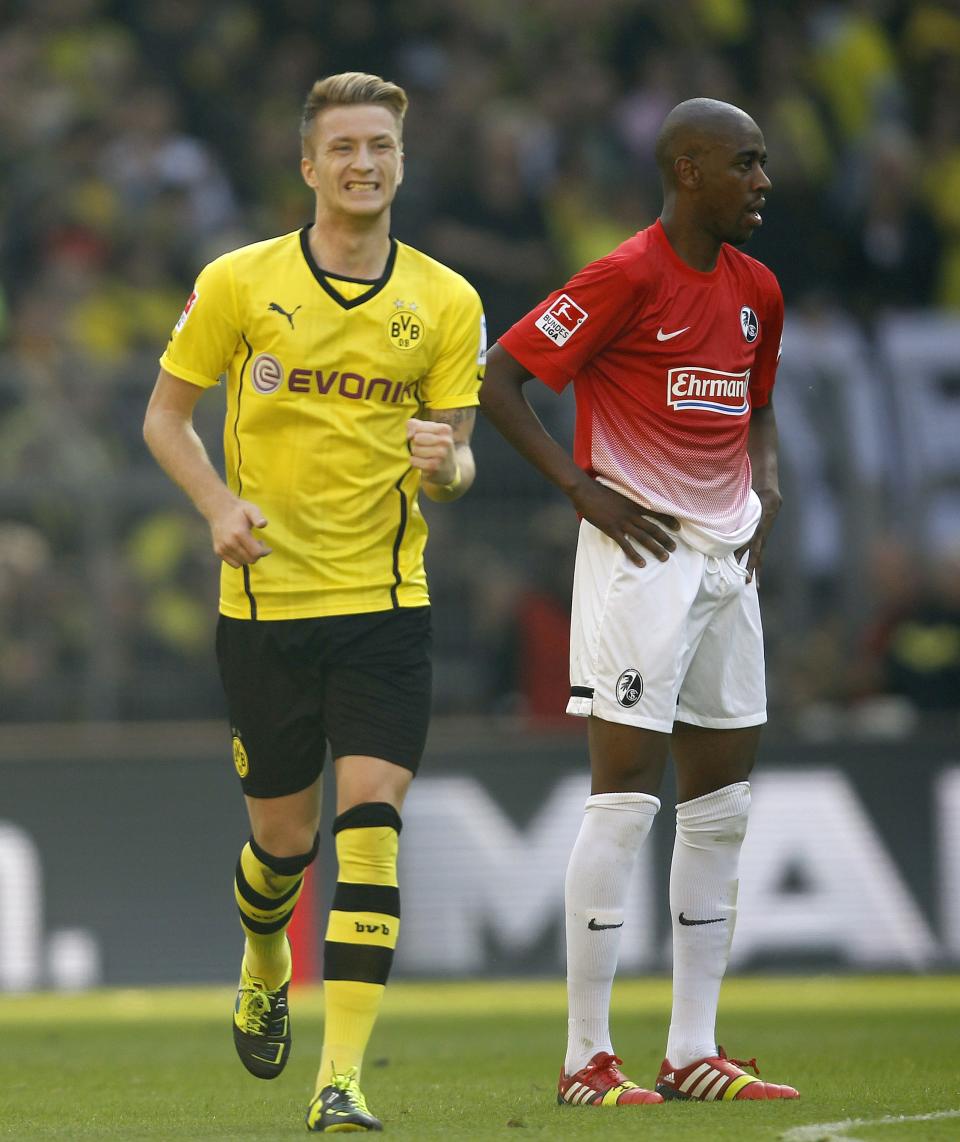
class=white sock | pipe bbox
[564,791,660,1076]
[665,781,750,1069]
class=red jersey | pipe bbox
[499,220,783,555]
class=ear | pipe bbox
[301,154,318,190]
[674,155,701,191]
[396,149,405,187]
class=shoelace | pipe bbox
[590,1053,634,1086]
[718,1047,760,1075]
[331,1067,372,1114]
[237,987,271,1035]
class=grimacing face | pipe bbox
[301,103,404,220]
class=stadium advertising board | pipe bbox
[0,728,956,988]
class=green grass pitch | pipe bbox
[2,976,959,1140]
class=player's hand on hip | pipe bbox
[209,498,272,568]
[571,478,678,567]
[736,487,782,582]
[406,417,457,484]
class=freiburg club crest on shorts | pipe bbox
[616,668,644,708]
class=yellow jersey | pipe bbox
[160,228,485,620]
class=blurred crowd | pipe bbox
[0,0,958,734]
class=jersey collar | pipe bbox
[299,227,398,310]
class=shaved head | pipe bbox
[655,98,759,185]
[653,96,770,257]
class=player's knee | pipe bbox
[712,810,749,846]
[676,782,751,845]
[333,802,402,886]
[250,828,320,871]
[677,811,748,848]
[333,801,403,835]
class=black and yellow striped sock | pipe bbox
[316,802,401,1092]
[234,833,319,990]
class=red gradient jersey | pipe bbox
[499,220,783,555]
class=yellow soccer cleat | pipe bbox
[232,959,291,1079]
[306,1067,383,1133]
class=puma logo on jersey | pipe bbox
[268,301,301,329]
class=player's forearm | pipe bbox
[143,410,235,522]
[479,371,587,499]
[747,403,781,500]
[421,442,476,502]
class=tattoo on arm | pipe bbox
[428,406,476,442]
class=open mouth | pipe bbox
[345,181,379,192]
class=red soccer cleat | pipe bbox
[558,1051,664,1106]
[656,1046,799,1101]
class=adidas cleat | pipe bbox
[306,1067,382,1132]
[232,959,291,1079]
[656,1046,799,1100]
[558,1050,664,1106]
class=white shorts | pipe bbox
[566,520,766,732]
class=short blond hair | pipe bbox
[300,72,408,150]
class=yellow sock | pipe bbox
[234,834,318,990]
[315,803,401,1094]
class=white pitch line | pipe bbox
[782,1108,960,1142]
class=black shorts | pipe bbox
[216,607,432,799]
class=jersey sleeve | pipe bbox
[420,280,485,410]
[159,254,242,389]
[498,256,638,392]
[749,273,784,409]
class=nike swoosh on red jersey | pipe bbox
[656,326,690,341]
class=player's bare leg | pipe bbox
[246,779,323,858]
[587,718,670,796]
[671,722,758,803]
[334,755,412,815]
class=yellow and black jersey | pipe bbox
[160,228,485,620]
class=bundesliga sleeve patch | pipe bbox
[174,288,198,334]
[534,293,588,346]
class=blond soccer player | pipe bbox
[144,72,485,1133]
